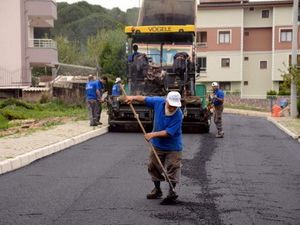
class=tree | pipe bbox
[55,36,80,64]
[281,64,300,114]
[86,29,126,77]
[281,65,300,93]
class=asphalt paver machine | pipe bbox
[107,0,210,133]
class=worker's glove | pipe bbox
[210,94,217,100]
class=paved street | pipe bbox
[0,114,299,225]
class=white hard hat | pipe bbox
[212,82,219,87]
[115,77,122,83]
[166,91,182,107]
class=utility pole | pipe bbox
[291,0,299,117]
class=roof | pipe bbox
[198,0,293,8]
[52,75,88,88]
[22,87,50,92]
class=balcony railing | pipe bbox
[196,42,207,48]
[28,39,57,49]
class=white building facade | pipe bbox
[196,0,297,98]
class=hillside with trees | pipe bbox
[51,1,139,77]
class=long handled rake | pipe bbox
[120,85,177,197]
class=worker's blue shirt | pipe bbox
[112,84,121,96]
[212,89,224,106]
[128,51,140,62]
[96,80,105,96]
[145,96,183,152]
[86,81,98,100]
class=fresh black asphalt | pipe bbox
[0,114,299,225]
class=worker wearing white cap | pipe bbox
[125,91,183,203]
[211,82,225,138]
[112,77,122,97]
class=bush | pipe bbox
[40,94,51,104]
[278,90,290,96]
[267,90,277,96]
[0,108,28,120]
[0,113,9,130]
[0,98,33,109]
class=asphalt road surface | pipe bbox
[0,114,299,225]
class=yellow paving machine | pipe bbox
[107,0,210,133]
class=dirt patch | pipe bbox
[0,117,72,138]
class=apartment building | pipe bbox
[196,0,297,98]
[0,0,58,97]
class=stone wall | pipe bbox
[225,94,291,112]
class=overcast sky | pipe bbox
[56,0,140,12]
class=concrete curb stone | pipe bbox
[224,108,270,117]
[0,126,109,175]
[267,117,299,140]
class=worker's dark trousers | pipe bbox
[96,101,102,123]
[213,105,224,133]
[148,148,182,184]
[87,100,98,125]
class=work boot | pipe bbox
[146,187,163,199]
[160,190,178,205]
[216,131,224,138]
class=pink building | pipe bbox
[0,0,58,97]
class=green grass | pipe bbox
[0,114,9,130]
[277,118,300,136]
[224,103,268,112]
[0,99,87,130]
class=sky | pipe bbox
[56,0,140,12]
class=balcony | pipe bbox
[196,42,207,48]
[26,0,57,20]
[27,39,58,66]
[28,39,57,48]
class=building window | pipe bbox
[288,54,300,67]
[219,82,231,91]
[262,10,269,18]
[280,29,292,42]
[196,31,207,47]
[249,7,254,11]
[221,58,230,67]
[244,57,249,61]
[260,61,267,69]
[244,31,249,36]
[218,31,231,44]
[197,57,207,72]
[244,81,248,86]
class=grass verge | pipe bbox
[0,99,87,132]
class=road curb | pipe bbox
[224,108,269,117]
[0,126,109,175]
[267,117,299,140]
